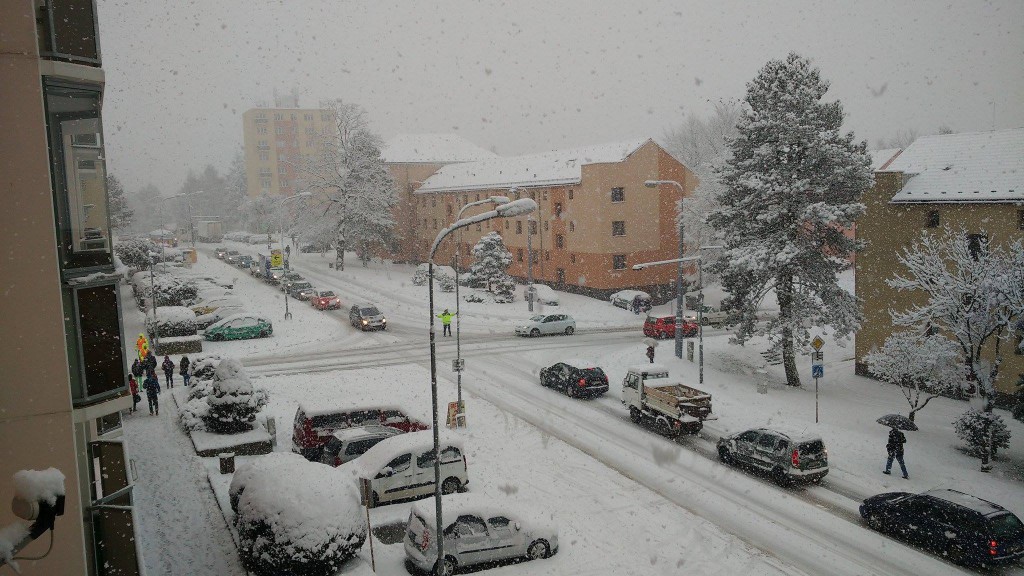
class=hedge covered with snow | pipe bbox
[202,359,268,433]
[234,459,366,575]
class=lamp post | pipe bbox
[427,198,537,576]
[644,180,687,359]
[452,196,510,410]
[278,192,311,321]
[164,190,204,248]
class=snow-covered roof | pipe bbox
[885,128,1024,203]
[347,430,462,479]
[869,148,901,171]
[382,133,498,164]
[416,138,652,193]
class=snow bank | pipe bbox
[228,452,307,512]
[13,468,65,506]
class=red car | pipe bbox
[643,315,698,339]
[291,404,430,461]
[311,290,341,310]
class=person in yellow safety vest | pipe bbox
[437,309,457,337]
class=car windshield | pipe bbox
[797,440,825,455]
[320,291,335,297]
[361,307,380,316]
[989,513,1024,537]
[529,315,545,322]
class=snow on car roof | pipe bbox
[296,401,414,418]
[629,363,669,374]
[753,426,823,443]
[331,425,399,442]
[345,430,462,479]
[410,493,553,532]
[563,358,598,369]
[925,489,1005,515]
[214,312,266,324]
[611,289,650,300]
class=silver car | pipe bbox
[515,313,575,337]
[349,303,387,331]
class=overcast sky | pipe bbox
[97,0,1024,194]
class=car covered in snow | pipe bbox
[515,314,575,337]
[860,489,1024,567]
[610,289,650,310]
[214,246,228,259]
[684,304,730,326]
[279,271,304,292]
[319,425,402,467]
[204,313,273,341]
[291,404,429,461]
[224,250,241,264]
[539,360,608,398]
[349,303,387,331]
[194,305,246,330]
[190,296,243,316]
[524,283,560,305]
[717,427,828,485]
[643,315,698,339]
[235,254,253,269]
[311,290,341,310]
[404,493,558,575]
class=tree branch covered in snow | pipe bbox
[864,331,965,421]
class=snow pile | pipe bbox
[0,522,30,571]
[234,459,365,575]
[13,468,65,505]
[228,452,307,513]
[203,359,268,433]
[190,354,222,381]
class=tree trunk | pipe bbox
[777,272,801,387]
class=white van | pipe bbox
[340,430,468,507]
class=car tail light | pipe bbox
[578,378,587,387]
[419,528,431,552]
[463,454,467,471]
[301,419,315,447]
[791,449,800,468]
[334,455,341,467]
[990,540,998,556]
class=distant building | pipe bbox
[1,1,141,574]
[241,107,335,197]
[856,128,1024,397]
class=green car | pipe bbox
[204,313,273,341]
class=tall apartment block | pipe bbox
[242,107,335,197]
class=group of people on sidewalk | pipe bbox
[129,353,192,416]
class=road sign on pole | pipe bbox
[811,335,825,351]
[812,365,824,378]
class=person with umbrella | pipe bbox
[877,414,915,479]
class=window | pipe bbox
[927,210,940,228]
[556,235,564,249]
[463,195,468,204]
[447,204,453,216]
[544,221,549,231]
[545,250,550,261]
[70,283,127,405]
[967,233,988,260]
[96,412,122,435]
[431,197,436,207]
[529,220,537,234]
[258,152,269,161]
[452,516,487,537]
[757,434,779,450]
[532,251,539,264]
[612,221,626,236]
[290,113,296,121]
[530,191,536,200]
[381,454,411,476]
[517,249,524,262]
[416,449,436,469]
[440,446,462,464]
[543,191,548,201]
[516,221,523,235]
[475,223,481,232]
[256,126,267,134]
[505,220,509,230]
[274,113,283,120]
[488,516,514,538]
[570,254,576,264]
[475,194,480,201]
[1018,210,1024,230]
[554,202,563,217]
[611,187,625,202]
[569,189,574,200]
[613,255,627,270]
[38,0,100,63]
[304,113,313,121]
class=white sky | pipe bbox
[97,0,1024,193]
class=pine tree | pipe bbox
[708,53,872,387]
[470,232,513,296]
[106,174,134,231]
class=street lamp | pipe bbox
[426,198,536,576]
[452,196,510,412]
[278,192,312,321]
[644,180,687,359]
[165,190,204,248]
[508,187,535,312]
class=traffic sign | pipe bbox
[812,364,824,378]
[452,358,465,373]
[811,336,825,351]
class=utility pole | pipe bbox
[526,215,534,312]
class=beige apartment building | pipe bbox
[241,106,335,197]
[856,128,1024,398]
[408,138,697,300]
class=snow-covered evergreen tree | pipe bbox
[888,229,1024,469]
[106,174,134,231]
[203,359,269,434]
[864,331,964,422]
[708,52,871,387]
[470,232,513,296]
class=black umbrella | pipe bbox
[876,414,919,431]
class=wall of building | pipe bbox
[0,1,88,571]
[242,108,333,198]
[856,171,1024,396]
[387,162,448,263]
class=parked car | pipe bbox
[266,267,286,284]
[190,297,243,316]
[204,313,273,341]
[224,250,241,264]
[684,304,729,326]
[515,314,575,337]
[404,493,558,576]
[236,254,253,269]
[349,303,387,331]
[539,360,608,398]
[860,489,1024,566]
[341,430,467,507]
[643,315,698,339]
[279,272,304,291]
[214,247,228,259]
[319,425,402,467]
[524,284,560,306]
[610,289,651,310]
[195,305,245,330]
[311,290,341,310]
[287,281,316,301]
[717,427,829,485]
[291,404,429,461]
[248,261,263,277]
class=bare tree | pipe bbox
[865,331,965,422]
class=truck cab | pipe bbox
[622,364,712,436]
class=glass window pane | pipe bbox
[77,284,126,399]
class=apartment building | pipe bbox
[383,133,499,262]
[0,2,140,574]
[856,128,1024,398]
[410,138,697,301]
[241,106,335,197]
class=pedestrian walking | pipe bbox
[161,355,175,388]
[128,375,140,413]
[131,358,144,379]
[144,350,157,374]
[646,345,655,364]
[438,309,456,337]
[143,372,161,415]
[180,355,192,387]
[883,427,908,479]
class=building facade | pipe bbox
[241,107,334,197]
[409,139,697,300]
[855,128,1024,397]
[0,1,140,574]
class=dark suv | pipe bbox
[539,360,609,398]
[860,489,1024,566]
[717,427,828,485]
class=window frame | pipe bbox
[926,210,940,228]
[69,279,128,407]
[612,220,626,237]
[611,187,625,203]
[612,255,627,270]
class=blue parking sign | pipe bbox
[812,365,824,379]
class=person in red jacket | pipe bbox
[128,375,140,414]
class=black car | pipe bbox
[236,255,254,269]
[860,489,1024,567]
[539,360,609,398]
[214,247,228,259]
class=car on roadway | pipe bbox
[684,304,730,326]
[319,425,402,467]
[279,271,304,291]
[204,313,273,341]
[235,254,253,269]
[515,314,575,337]
[287,281,316,301]
[224,250,241,264]
[643,315,698,339]
[404,493,558,576]
[860,489,1024,567]
[214,247,228,259]
[716,427,829,485]
[266,267,285,285]
[311,290,341,310]
[539,360,609,398]
[349,303,386,331]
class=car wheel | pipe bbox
[655,417,673,436]
[701,317,710,326]
[530,328,540,337]
[565,382,576,398]
[441,478,461,495]
[629,406,642,424]
[436,556,457,576]
[564,326,574,335]
[947,543,971,567]
[213,333,225,341]
[771,467,792,487]
[259,330,268,338]
[718,446,732,464]
[526,539,550,560]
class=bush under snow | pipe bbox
[954,409,1011,458]
[228,452,307,513]
[234,459,366,575]
[202,359,268,433]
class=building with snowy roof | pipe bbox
[405,137,697,300]
[855,127,1024,397]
